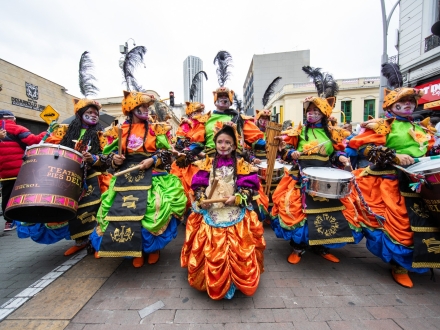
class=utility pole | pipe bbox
[378,0,401,117]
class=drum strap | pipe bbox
[6,132,27,150]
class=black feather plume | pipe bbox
[213,51,233,87]
[381,63,403,88]
[121,46,147,91]
[262,76,282,107]
[302,66,324,96]
[323,73,339,98]
[233,94,243,113]
[189,71,208,101]
[78,51,99,97]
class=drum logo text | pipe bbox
[110,226,135,243]
[46,166,82,187]
[424,199,440,213]
[14,183,40,190]
[314,213,339,237]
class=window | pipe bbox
[364,100,375,121]
[341,101,352,123]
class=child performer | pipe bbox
[181,124,266,300]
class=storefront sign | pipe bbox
[11,82,45,111]
[415,78,440,104]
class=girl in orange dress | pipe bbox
[181,125,265,300]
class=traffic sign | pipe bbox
[40,105,60,124]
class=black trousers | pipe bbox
[1,180,15,222]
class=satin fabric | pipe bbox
[170,163,199,209]
[181,209,265,300]
[271,168,363,246]
[97,173,186,235]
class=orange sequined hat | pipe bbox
[381,62,425,109]
[74,51,101,114]
[122,91,155,116]
[185,101,205,116]
[255,109,271,121]
[302,66,339,118]
[213,86,234,103]
[382,87,424,109]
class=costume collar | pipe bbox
[305,122,323,128]
[213,109,238,116]
[385,111,413,122]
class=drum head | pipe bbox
[407,159,440,175]
[258,161,284,169]
[302,167,354,180]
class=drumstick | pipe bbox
[203,198,228,204]
[118,126,122,155]
[413,155,440,163]
[114,164,142,177]
[207,178,219,199]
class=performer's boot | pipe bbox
[312,245,340,263]
[133,256,144,268]
[287,252,302,264]
[94,252,101,259]
[64,243,87,256]
[148,251,160,264]
[391,265,413,288]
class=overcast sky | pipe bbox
[1,0,399,110]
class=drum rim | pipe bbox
[305,189,352,199]
[407,160,440,175]
[257,160,285,170]
[27,143,84,158]
[302,167,354,181]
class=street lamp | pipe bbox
[378,0,401,117]
[118,38,137,69]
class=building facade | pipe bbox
[0,59,76,133]
[266,77,380,125]
[183,56,203,103]
[242,50,310,115]
[398,0,440,111]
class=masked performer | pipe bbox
[90,45,187,267]
[347,63,436,288]
[16,51,111,256]
[171,71,209,210]
[181,124,265,300]
[271,66,363,265]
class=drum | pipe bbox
[407,159,440,220]
[302,167,354,199]
[257,160,285,182]
[5,143,84,222]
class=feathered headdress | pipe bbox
[301,66,339,117]
[213,50,234,103]
[233,94,243,113]
[121,46,147,92]
[73,51,101,114]
[186,71,207,116]
[256,76,282,120]
[381,63,424,109]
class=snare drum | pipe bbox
[257,160,285,182]
[302,167,354,199]
[407,159,440,220]
[5,143,84,223]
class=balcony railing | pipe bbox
[425,34,440,53]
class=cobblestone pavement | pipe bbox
[2,220,440,329]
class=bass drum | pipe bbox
[5,143,84,223]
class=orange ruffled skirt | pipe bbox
[181,209,266,300]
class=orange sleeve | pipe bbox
[45,134,62,144]
[348,130,387,150]
[243,120,264,144]
[283,135,298,147]
[190,124,205,143]
[333,141,346,151]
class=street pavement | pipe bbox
[1,218,440,329]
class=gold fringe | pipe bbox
[113,185,152,191]
[401,191,421,198]
[362,167,396,176]
[148,216,172,236]
[304,206,345,214]
[86,172,102,180]
[0,177,17,181]
[98,251,142,258]
[253,194,260,200]
[412,262,440,268]
[309,236,355,245]
[411,226,440,232]
[70,229,94,240]
[104,215,144,221]
[299,155,329,161]
[78,198,101,209]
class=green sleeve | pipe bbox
[102,138,119,155]
[156,134,171,150]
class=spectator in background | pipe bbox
[0,110,45,231]
[412,114,424,123]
